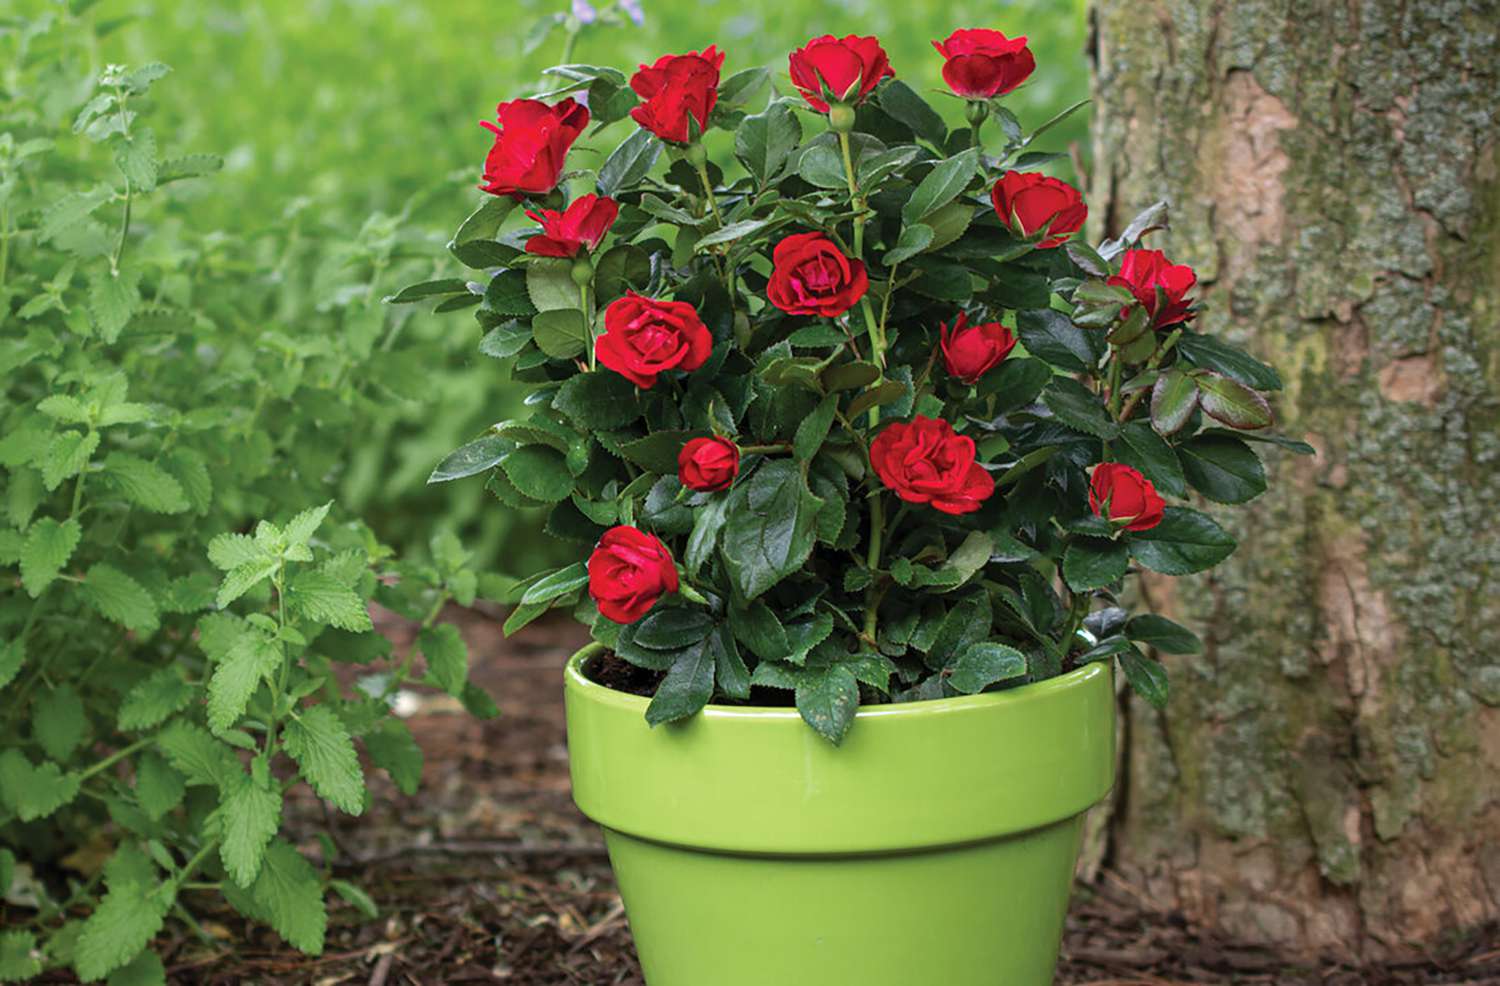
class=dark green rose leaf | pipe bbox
[598,128,662,196]
[794,664,860,745]
[1062,537,1129,591]
[483,269,537,317]
[720,460,821,600]
[1150,368,1199,436]
[946,642,1027,694]
[1016,308,1100,373]
[531,308,589,359]
[729,602,789,662]
[735,100,801,185]
[384,278,469,304]
[901,147,979,226]
[1114,421,1187,498]
[632,607,716,650]
[478,320,533,359]
[1176,330,1282,391]
[1195,371,1273,430]
[1128,507,1236,575]
[976,356,1052,411]
[877,79,947,146]
[429,435,512,484]
[644,641,715,725]
[1177,434,1267,504]
[1124,614,1203,655]
[1042,376,1119,438]
[1119,646,1170,709]
[499,445,573,502]
[553,372,642,429]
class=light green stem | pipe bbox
[78,738,151,781]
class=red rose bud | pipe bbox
[1107,248,1198,329]
[940,312,1017,385]
[677,437,740,492]
[524,194,619,258]
[788,34,894,113]
[587,526,680,624]
[932,29,1036,99]
[479,98,590,198]
[766,232,869,317]
[870,416,995,515]
[990,171,1088,249]
[596,292,714,389]
[629,46,726,144]
[1088,463,1166,532]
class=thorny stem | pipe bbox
[692,155,733,294]
[838,131,886,371]
[579,279,595,370]
[862,493,886,642]
[693,157,724,228]
[838,130,895,646]
[1059,589,1091,663]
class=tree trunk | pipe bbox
[1087,0,1500,957]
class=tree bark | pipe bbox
[1088,0,1500,957]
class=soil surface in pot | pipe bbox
[587,652,662,697]
[31,606,1488,985]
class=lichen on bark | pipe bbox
[1089,0,1500,956]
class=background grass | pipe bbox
[64,0,1091,570]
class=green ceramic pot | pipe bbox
[564,643,1116,986]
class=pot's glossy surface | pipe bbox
[564,644,1116,986]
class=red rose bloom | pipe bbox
[524,194,619,258]
[1088,463,1166,532]
[990,171,1088,249]
[629,47,725,144]
[1107,249,1198,329]
[870,416,995,515]
[766,233,869,317]
[479,98,590,198]
[940,313,1017,385]
[677,437,740,492]
[587,526,680,624]
[932,29,1035,99]
[596,292,713,389]
[788,34,894,113]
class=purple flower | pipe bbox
[619,0,644,25]
[572,0,598,24]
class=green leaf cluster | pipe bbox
[1,19,503,981]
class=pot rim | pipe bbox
[565,639,1111,720]
[563,640,1118,852]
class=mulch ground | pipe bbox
[77,608,1500,984]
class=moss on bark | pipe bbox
[1090,0,1500,955]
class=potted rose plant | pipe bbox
[405,25,1309,986]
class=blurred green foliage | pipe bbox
[17,0,1088,572]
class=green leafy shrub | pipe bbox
[0,14,501,983]
[413,31,1310,745]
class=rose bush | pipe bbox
[413,24,1309,743]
